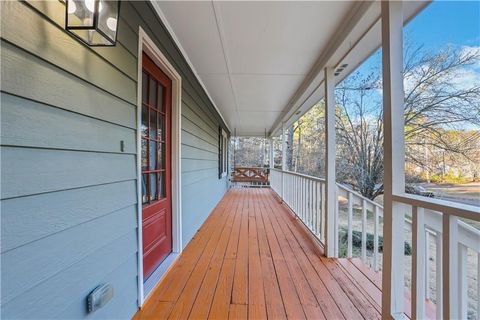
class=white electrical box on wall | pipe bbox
[87,284,114,313]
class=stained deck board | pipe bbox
[134,188,383,319]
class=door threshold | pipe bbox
[143,253,179,300]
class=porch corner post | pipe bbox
[269,137,274,169]
[324,66,336,258]
[281,122,287,200]
[381,1,406,319]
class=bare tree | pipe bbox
[232,137,268,168]
[335,45,480,199]
[285,105,326,175]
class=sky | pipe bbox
[336,0,480,130]
[350,1,480,77]
[404,1,480,50]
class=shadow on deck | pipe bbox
[134,188,384,319]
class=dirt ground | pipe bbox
[422,181,480,207]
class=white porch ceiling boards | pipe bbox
[156,1,355,136]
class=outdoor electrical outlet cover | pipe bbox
[87,284,114,313]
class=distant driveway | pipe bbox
[422,182,480,207]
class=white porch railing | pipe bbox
[270,168,326,241]
[270,168,480,319]
[391,194,480,319]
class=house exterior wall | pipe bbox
[0,1,229,319]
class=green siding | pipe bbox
[0,1,229,319]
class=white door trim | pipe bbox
[136,26,182,307]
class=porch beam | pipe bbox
[381,1,406,318]
[324,66,336,258]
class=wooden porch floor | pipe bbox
[134,188,383,319]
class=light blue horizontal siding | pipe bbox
[1,180,137,253]
[1,93,136,154]
[1,146,136,199]
[2,206,136,305]
[2,233,137,319]
[0,0,229,319]
[1,40,136,129]
[181,177,228,245]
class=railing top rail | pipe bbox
[271,168,326,183]
[393,193,480,221]
[335,183,383,210]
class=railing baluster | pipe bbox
[287,174,290,205]
[293,176,297,212]
[297,176,300,215]
[303,178,307,221]
[435,232,443,320]
[313,181,317,234]
[348,191,353,258]
[316,181,320,237]
[458,244,468,320]
[321,182,326,241]
[310,180,316,228]
[290,176,293,210]
[478,253,480,320]
[307,179,310,226]
[334,185,339,257]
[306,180,312,229]
[299,177,302,219]
[425,230,431,301]
[374,205,380,271]
[412,206,426,320]
[300,177,304,220]
[443,214,459,319]
[307,179,311,226]
[315,181,325,238]
[286,174,288,203]
[296,176,299,213]
[309,180,315,232]
[290,175,293,206]
[316,183,318,233]
[361,199,367,262]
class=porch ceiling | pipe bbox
[153,1,428,137]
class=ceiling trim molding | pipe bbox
[211,0,241,127]
[149,0,231,132]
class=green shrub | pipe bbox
[338,227,412,256]
[430,172,469,184]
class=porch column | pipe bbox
[269,137,274,169]
[281,122,287,200]
[381,1,406,318]
[324,66,336,258]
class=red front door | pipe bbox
[141,52,172,279]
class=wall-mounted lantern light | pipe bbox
[65,0,120,46]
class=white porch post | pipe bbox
[381,1,406,318]
[269,137,274,169]
[324,66,336,258]
[281,122,287,200]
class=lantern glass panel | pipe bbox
[66,0,119,46]
[97,0,119,42]
[67,0,95,28]
[70,29,113,45]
